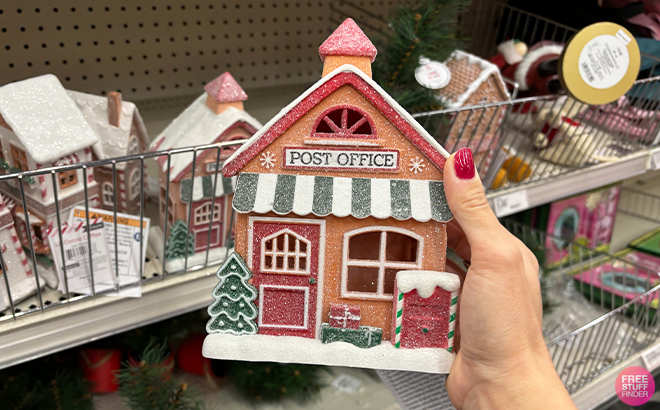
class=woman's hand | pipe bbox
[444,148,576,410]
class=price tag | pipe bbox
[415,60,451,90]
[492,190,529,217]
[649,150,660,170]
[642,343,660,370]
[331,373,363,394]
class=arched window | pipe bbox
[312,106,376,139]
[261,229,310,274]
[130,169,140,200]
[220,135,246,158]
[194,201,222,225]
[102,183,114,206]
[128,136,140,156]
[342,227,422,299]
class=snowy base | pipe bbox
[148,226,232,273]
[202,333,455,374]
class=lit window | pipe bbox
[130,169,141,200]
[194,201,222,225]
[128,136,140,156]
[343,228,422,299]
[261,230,309,274]
[58,170,78,189]
[10,144,29,171]
[102,183,114,206]
[312,106,375,139]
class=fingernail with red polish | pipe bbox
[454,148,475,180]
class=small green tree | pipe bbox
[207,253,258,335]
[116,338,204,410]
[165,220,194,261]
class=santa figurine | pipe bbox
[490,39,529,82]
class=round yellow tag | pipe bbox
[559,22,640,105]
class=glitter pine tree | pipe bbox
[165,220,195,261]
[207,253,258,335]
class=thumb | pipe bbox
[444,148,504,252]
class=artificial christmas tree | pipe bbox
[206,253,258,335]
[165,220,195,261]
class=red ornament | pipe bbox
[79,348,122,394]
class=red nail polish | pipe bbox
[454,148,475,180]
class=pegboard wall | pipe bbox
[0,0,401,102]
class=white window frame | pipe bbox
[258,284,309,329]
[129,169,141,200]
[102,183,114,206]
[194,201,222,226]
[260,229,311,275]
[128,136,140,156]
[341,226,423,301]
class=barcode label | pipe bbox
[65,244,97,260]
[581,62,595,83]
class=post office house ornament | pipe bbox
[202,19,461,374]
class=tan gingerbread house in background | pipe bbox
[71,90,150,216]
[437,50,510,176]
[150,73,262,267]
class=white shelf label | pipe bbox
[650,150,660,170]
[642,343,660,370]
[331,373,363,394]
[493,190,529,217]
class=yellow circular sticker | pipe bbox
[559,23,640,105]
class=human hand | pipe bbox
[443,148,576,410]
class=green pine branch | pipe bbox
[372,0,471,114]
[116,337,205,410]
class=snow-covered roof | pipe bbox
[439,50,509,109]
[150,94,262,181]
[222,64,450,176]
[68,90,149,169]
[396,270,460,298]
[0,75,100,164]
[319,18,377,62]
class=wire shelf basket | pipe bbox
[505,219,660,394]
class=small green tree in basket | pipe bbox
[166,220,195,261]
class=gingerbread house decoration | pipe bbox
[0,194,41,308]
[70,90,150,215]
[0,75,100,264]
[149,73,262,266]
[203,19,460,374]
[437,51,510,176]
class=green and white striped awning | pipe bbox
[180,175,236,203]
[233,173,452,222]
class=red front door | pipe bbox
[251,219,321,338]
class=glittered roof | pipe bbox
[319,18,377,63]
[204,72,248,103]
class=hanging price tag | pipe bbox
[492,190,529,217]
[415,60,451,90]
[642,343,660,370]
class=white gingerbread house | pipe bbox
[0,75,100,259]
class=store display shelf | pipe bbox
[487,150,652,217]
[0,264,217,370]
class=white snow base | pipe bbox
[149,226,232,273]
[202,333,455,374]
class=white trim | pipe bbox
[102,182,114,207]
[260,228,311,275]
[292,175,315,215]
[193,225,221,252]
[442,50,505,109]
[303,139,382,147]
[258,284,309,330]
[514,45,564,91]
[129,168,141,200]
[341,226,424,301]
[128,135,140,156]
[222,64,450,176]
[248,216,326,338]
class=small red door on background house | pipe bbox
[250,218,323,338]
[192,199,224,252]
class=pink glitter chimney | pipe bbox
[319,18,377,78]
[204,72,248,114]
